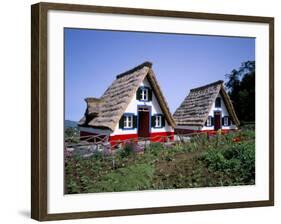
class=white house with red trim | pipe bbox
[78,62,175,147]
[173,80,239,134]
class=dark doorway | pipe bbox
[214,111,222,131]
[138,107,150,138]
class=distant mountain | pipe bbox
[65,120,78,128]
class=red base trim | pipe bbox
[80,131,175,147]
[109,133,138,145]
[80,131,180,148]
[110,132,174,146]
[175,128,234,135]
[150,132,174,142]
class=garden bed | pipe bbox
[65,129,255,194]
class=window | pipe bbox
[152,114,165,128]
[215,97,221,108]
[155,115,162,128]
[141,88,148,101]
[223,116,229,126]
[206,116,212,126]
[136,87,152,101]
[119,114,137,129]
[124,115,133,128]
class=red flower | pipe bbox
[232,137,241,143]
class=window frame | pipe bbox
[140,87,149,101]
[123,114,134,129]
[223,116,229,126]
[155,115,162,128]
[206,116,212,127]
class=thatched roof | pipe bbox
[173,80,240,127]
[79,62,176,131]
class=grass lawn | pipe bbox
[65,129,255,194]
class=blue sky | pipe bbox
[65,28,255,121]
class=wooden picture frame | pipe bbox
[31,2,274,221]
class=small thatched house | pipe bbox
[173,80,239,134]
[79,62,175,146]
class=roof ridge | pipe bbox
[116,61,152,79]
[190,80,224,92]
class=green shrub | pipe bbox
[67,179,80,193]
[65,127,79,143]
[239,129,255,140]
[191,133,208,146]
[200,141,255,185]
[65,129,255,193]
[240,122,255,131]
[146,142,165,156]
[115,142,136,158]
[89,164,154,192]
[123,142,135,155]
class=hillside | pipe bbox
[65,120,78,128]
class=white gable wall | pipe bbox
[112,77,174,136]
[202,93,237,130]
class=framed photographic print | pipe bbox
[31,2,274,221]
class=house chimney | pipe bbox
[84,97,101,116]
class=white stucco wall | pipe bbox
[202,93,237,130]
[112,77,174,136]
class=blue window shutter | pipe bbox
[136,87,142,100]
[133,115,137,128]
[222,117,225,126]
[148,88,152,101]
[161,115,165,127]
[119,115,125,129]
[151,115,156,128]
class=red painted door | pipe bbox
[214,111,222,131]
[138,111,150,138]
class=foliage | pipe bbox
[65,129,255,194]
[240,122,255,131]
[146,142,166,156]
[225,60,255,122]
[65,127,79,143]
[201,141,255,185]
[88,164,154,192]
[118,142,135,158]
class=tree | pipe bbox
[225,61,255,123]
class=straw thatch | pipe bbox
[79,62,176,131]
[173,80,240,127]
